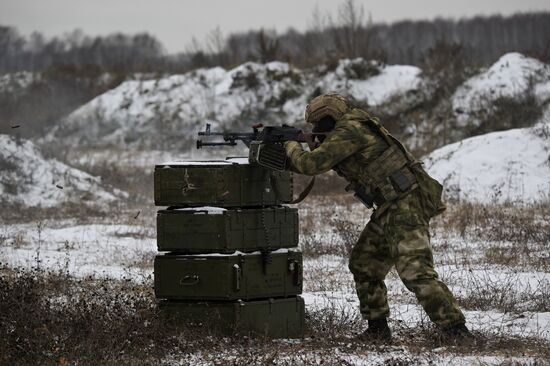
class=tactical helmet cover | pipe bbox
[305,93,350,124]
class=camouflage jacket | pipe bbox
[285,108,446,216]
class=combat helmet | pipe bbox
[305,93,350,124]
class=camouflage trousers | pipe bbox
[348,191,465,328]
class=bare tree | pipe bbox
[338,0,364,57]
[206,26,229,66]
[185,36,210,68]
[307,4,328,33]
[256,29,279,63]
[329,0,370,58]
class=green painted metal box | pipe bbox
[154,250,302,301]
[156,206,299,253]
[159,296,305,338]
[154,159,293,207]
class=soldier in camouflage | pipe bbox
[284,93,470,342]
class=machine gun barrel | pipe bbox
[196,140,238,149]
[197,123,257,149]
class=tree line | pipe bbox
[1,4,549,75]
[0,28,165,74]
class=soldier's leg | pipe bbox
[349,217,393,320]
[391,194,465,328]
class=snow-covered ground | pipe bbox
[423,111,550,203]
[0,199,548,364]
[3,233,550,345]
[0,223,155,280]
[0,134,126,207]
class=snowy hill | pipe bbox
[47,59,428,149]
[423,112,550,203]
[316,59,428,112]
[0,134,125,207]
[452,53,550,128]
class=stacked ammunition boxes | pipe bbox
[153,158,304,338]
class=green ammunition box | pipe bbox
[159,296,305,338]
[154,159,293,207]
[154,250,302,301]
[156,206,299,253]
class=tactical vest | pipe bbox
[336,112,420,209]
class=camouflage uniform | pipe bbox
[285,107,465,328]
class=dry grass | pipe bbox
[434,202,549,244]
[1,267,548,365]
[0,267,164,365]
[433,202,550,270]
[298,194,365,258]
[0,202,108,225]
[467,94,544,136]
[456,271,550,313]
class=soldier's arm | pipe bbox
[284,121,367,176]
[285,158,303,174]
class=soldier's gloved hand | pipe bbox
[303,133,320,151]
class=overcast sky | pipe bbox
[1,0,549,53]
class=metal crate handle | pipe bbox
[233,264,241,291]
[179,275,200,286]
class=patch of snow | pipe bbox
[0,134,125,207]
[171,206,227,214]
[423,119,550,203]
[163,248,299,257]
[318,58,427,107]
[534,79,550,103]
[452,52,550,127]
[436,355,539,366]
[0,223,155,281]
[226,157,250,164]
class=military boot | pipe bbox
[440,323,473,344]
[358,318,392,342]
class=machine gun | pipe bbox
[197,123,316,171]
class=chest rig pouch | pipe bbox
[360,117,419,203]
[344,180,378,208]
